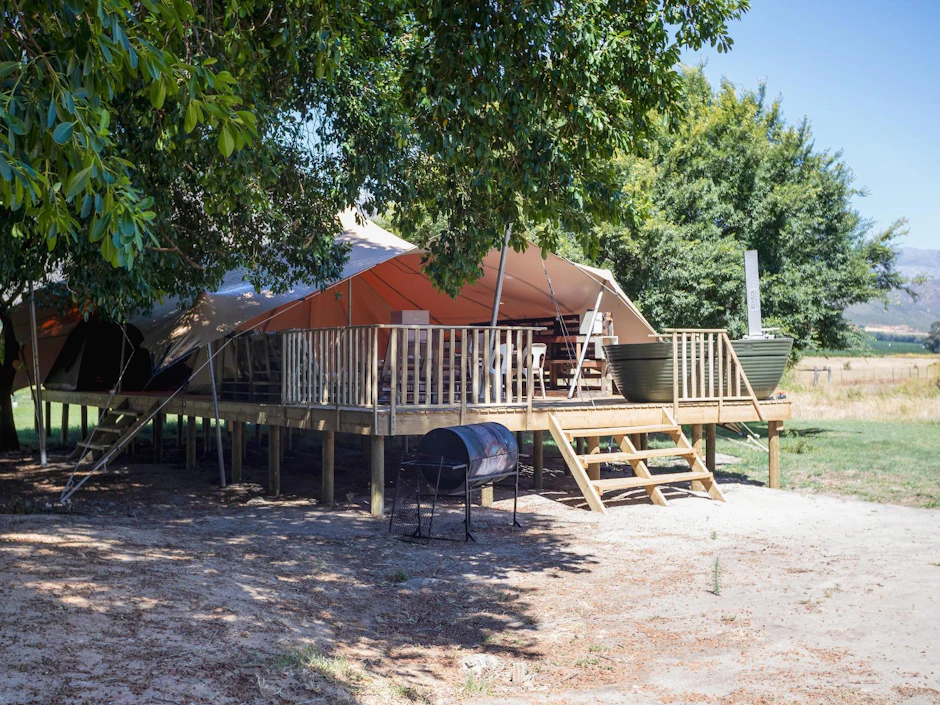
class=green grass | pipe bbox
[709,420,940,509]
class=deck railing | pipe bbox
[663,328,764,420]
[281,325,542,426]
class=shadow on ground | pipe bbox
[0,442,598,704]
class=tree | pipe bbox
[597,68,910,352]
[925,322,940,354]
[0,2,750,449]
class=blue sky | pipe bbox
[682,0,939,250]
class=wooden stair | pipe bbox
[547,409,726,514]
[69,400,160,466]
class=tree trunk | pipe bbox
[0,310,20,451]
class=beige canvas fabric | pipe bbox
[12,211,657,389]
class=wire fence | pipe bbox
[793,363,940,387]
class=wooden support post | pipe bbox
[370,435,384,517]
[254,423,261,445]
[60,403,69,445]
[231,421,244,484]
[80,406,88,439]
[533,430,544,490]
[176,414,183,446]
[768,420,781,489]
[321,430,335,505]
[203,417,211,453]
[640,433,649,452]
[481,485,494,507]
[587,436,600,481]
[705,423,717,474]
[44,401,51,441]
[153,413,163,463]
[268,426,281,497]
[690,424,706,492]
[516,431,524,455]
[186,415,197,470]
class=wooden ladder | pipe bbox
[68,400,160,466]
[546,409,726,514]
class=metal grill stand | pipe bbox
[390,453,522,543]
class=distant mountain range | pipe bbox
[846,247,940,334]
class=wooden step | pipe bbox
[563,424,679,439]
[77,440,110,451]
[577,448,696,465]
[591,471,712,492]
[113,408,142,417]
[93,426,123,435]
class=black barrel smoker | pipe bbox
[390,422,522,542]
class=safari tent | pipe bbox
[16,210,791,515]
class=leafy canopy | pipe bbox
[597,68,909,352]
[0,0,750,320]
[925,322,940,354]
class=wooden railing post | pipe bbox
[672,331,679,418]
[389,328,398,434]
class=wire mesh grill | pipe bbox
[389,455,461,544]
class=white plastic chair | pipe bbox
[523,343,548,399]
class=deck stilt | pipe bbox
[80,406,88,439]
[481,485,494,507]
[370,435,384,516]
[768,420,781,489]
[153,413,163,463]
[533,430,544,490]
[586,436,600,481]
[231,421,244,483]
[690,424,705,492]
[203,417,211,454]
[60,404,69,445]
[268,426,281,497]
[321,430,334,505]
[186,415,197,470]
[44,401,51,443]
[705,423,717,473]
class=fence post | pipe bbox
[813,366,818,387]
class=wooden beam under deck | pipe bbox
[40,389,791,438]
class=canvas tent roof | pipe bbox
[12,211,657,390]
[133,210,417,369]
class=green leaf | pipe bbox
[150,80,166,109]
[0,61,19,78]
[66,166,92,198]
[184,102,199,133]
[218,125,235,157]
[52,122,75,144]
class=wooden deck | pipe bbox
[38,322,791,516]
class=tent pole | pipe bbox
[489,225,512,327]
[207,341,226,488]
[567,287,604,399]
[28,283,47,466]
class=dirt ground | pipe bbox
[1,440,938,705]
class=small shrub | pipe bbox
[389,569,409,584]
[712,557,722,596]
